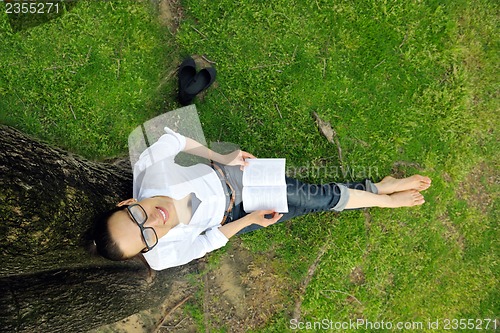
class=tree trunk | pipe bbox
[0,125,195,332]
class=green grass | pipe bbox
[1,0,498,332]
[0,0,176,159]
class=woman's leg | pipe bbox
[235,174,431,234]
[344,175,431,209]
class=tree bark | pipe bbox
[0,126,195,332]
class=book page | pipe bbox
[242,158,286,187]
[242,186,289,213]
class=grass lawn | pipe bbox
[1,0,498,332]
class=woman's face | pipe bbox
[108,196,177,257]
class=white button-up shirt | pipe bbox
[134,127,228,270]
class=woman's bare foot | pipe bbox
[344,188,427,210]
[375,175,431,195]
[386,190,425,208]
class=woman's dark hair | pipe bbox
[93,205,129,261]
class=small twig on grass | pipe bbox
[292,238,330,321]
[14,91,27,110]
[43,63,84,71]
[218,126,223,142]
[192,26,207,38]
[45,47,93,72]
[85,46,92,63]
[201,55,217,65]
[216,89,234,110]
[320,289,363,306]
[116,59,121,80]
[249,62,282,70]
[69,105,76,120]
[292,45,298,61]
[153,295,192,333]
[275,104,283,119]
[161,317,188,329]
[399,32,408,49]
[373,59,386,69]
[250,47,298,70]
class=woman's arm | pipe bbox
[218,210,283,239]
[184,137,255,168]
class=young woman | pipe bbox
[94,127,431,270]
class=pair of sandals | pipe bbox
[177,57,216,106]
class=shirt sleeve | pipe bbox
[146,226,229,271]
[135,126,187,172]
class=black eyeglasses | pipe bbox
[126,204,158,252]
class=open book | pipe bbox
[242,158,289,213]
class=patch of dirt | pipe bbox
[157,0,183,33]
[437,213,465,253]
[349,266,366,286]
[101,240,289,333]
[455,162,498,214]
[200,240,288,332]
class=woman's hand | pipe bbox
[221,150,256,170]
[218,209,283,239]
[247,210,283,227]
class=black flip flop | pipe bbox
[179,67,216,106]
[177,57,196,101]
